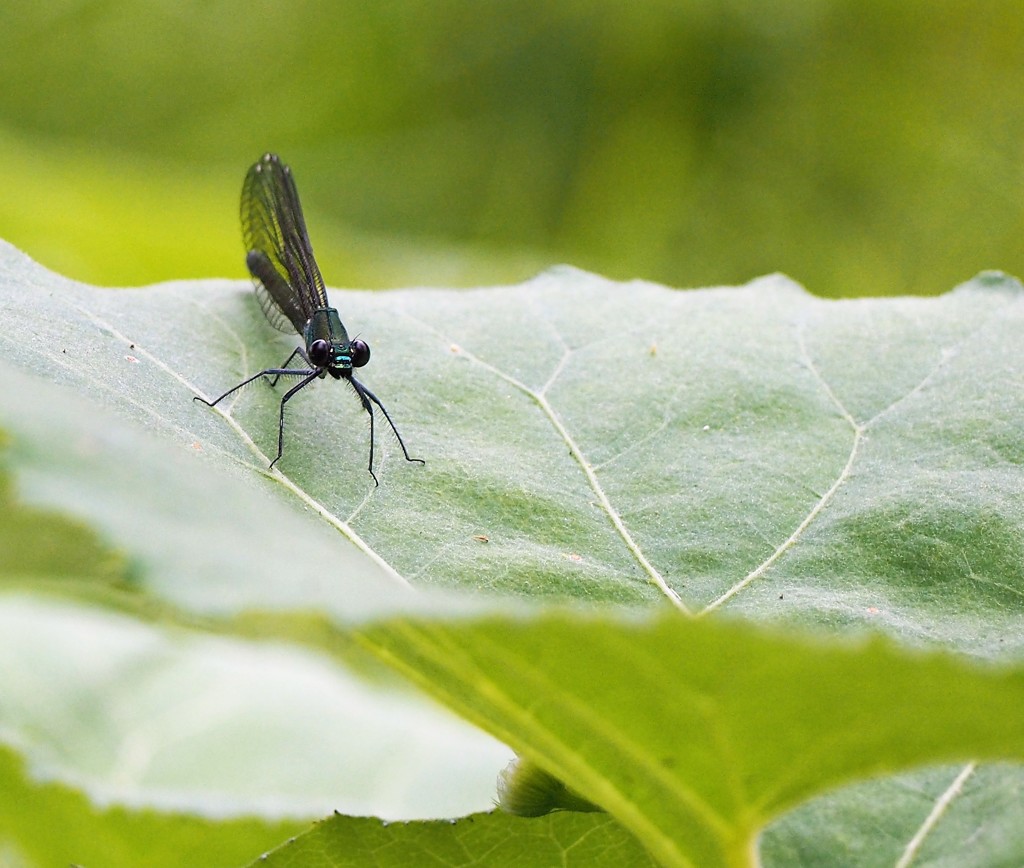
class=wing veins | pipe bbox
[240,154,329,334]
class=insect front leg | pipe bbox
[350,380,379,486]
[351,377,425,468]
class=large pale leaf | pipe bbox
[0,595,509,820]
[3,240,1022,631]
[2,241,1024,866]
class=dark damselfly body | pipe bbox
[195,153,423,485]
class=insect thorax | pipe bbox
[304,308,354,369]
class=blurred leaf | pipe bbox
[355,612,1024,868]
[0,743,302,868]
[0,595,510,822]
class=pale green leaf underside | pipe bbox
[0,595,510,821]
[3,241,1023,632]
[2,242,1024,866]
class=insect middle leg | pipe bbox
[271,370,323,469]
[266,347,310,387]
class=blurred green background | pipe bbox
[1,1,1022,296]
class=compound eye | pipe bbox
[308,339,331,367]
[351,339,370,368]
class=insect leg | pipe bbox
[350,377,424,477]
[271,370,322,469]
[267,347,311,387]
[195,366,315,408]
[348,379,379,486]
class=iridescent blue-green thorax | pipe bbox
[304,308,354,372]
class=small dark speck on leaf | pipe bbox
[779,594,784,600]
[129,343,135,349]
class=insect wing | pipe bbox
[240,153,329,334]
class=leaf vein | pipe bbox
[365,622,723,864]
[700,324,862,614]
[67,301,412,590]
[428,332,687,611]
[894,762,977,868]
[396,307,685,607]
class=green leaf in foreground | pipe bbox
[352,612,1024,868]
[250,811,658,868]
[0,743,302,868]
